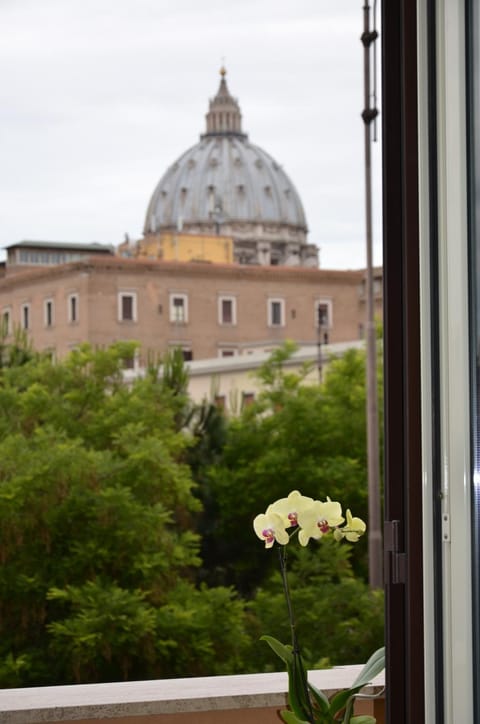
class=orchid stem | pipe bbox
[278,546,315,723]
[278,546,297,650]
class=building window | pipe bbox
[118,292,137,322]
[218,296,236,325]
[44,299,54,328]
[1,308,11,336]
[268,298,285,327]
[242,392,255,408]
[123,354,135,370]
[219,349,236,357]
[214,394,226,410]
[168,344,192,361]
[315,299,332,329]
[21,304,30,330]
[116,344,140,371]
[68,294,79,323]
[18,249,86,265]
[170,293,188,324]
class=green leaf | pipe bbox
[286,653,313,722]
[330,647,385,717]
[260,635,294,665]
[329,686,366,717]
[261,637,312,721]
[349,717,376,724]
[350,647,385,689]
[307,681,330,713]
[341,696,356,723]
[280,709,311,724]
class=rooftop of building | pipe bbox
[4,240,115,253]
[0,254,365,290]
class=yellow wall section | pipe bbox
[139,233,233,264]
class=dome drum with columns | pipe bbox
[143,69,319,267]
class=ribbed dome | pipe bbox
[143,69,318,267]
[145,136,307,232]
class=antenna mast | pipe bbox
[361,0,382,589]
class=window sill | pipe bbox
[0,666,385,723]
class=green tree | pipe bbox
[0,342,247,686]
[246,540,384,673]
[202,344,381,592]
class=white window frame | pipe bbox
[218,295,237,325]
[218,348,237,358]
[68,293,79,324]
[44,298,54,328]
[417,3,473,719]
[21,303,30,331]
[315,299,333,329]
[267,297,285,327]
[169,293,188,324]
[118,292,137,322]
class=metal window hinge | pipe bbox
[442,512,451,542]
[384,519,406,585]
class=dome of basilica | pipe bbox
[144,69,318,267]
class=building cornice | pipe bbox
[0,256,366,291]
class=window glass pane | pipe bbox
[271,301,281,325]
[222,299,232,323]
[215,395,226,409]
[22,306,29,329]
[122,296,133,321]
[172,297,185,322]
[317,303,329,327]
[45,301,53,327]
[70,296,77,322]
[242,392,255,408]
[1,311,9,335]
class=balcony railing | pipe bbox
[0,665,385,724]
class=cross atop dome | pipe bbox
[203,68,246,138]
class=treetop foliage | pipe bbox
[200,343,382,591]
[0,343,211,685]
[0,339,383,687]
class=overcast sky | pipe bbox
[0,0,382,270]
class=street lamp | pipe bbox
[317,304,329,383]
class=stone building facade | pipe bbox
[0,255,367,363]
